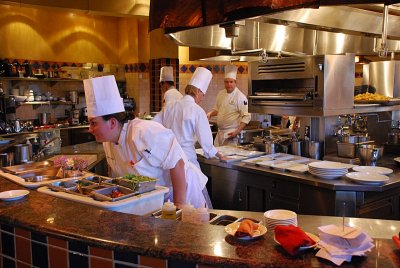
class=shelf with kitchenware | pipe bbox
[0,77,83,87]
[16,100,75,109]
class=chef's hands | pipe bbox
[226,130,239,139]
[206,110,217,120]
[216,151,229,162]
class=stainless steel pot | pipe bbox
[357,144,383,166]
[14,144,32,164]
[39,113,51,125]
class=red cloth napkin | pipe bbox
[274,225,316,256]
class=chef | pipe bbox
[160,66,182,108]
[84,75,208,208]
[206,64,251,146]
[154,67,226,169]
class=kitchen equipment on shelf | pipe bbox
[39,113,51,125]
[14,144,32,164]
[356,144,383,166]
[72,109,80,125]
[69,91,78,103]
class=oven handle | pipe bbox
[248,94,306,100]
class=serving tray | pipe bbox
[354,98,400,106]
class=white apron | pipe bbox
[104,120,207,208]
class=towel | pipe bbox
[274,225,316,255]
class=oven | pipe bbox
[248,54,355,116]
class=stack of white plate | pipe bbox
[308,161,349,180]
[264,209,297,231]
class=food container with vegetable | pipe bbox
[114,174,157,194]
[92,186,136,202]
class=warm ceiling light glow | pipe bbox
[355,56,360,63]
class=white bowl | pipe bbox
[12,95,27,102]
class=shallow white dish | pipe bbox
[309,161,352,170]
[224,222,267,240]
[395,157,400,166]
[352,166,393,175]
[0,190,29,201]
[286,164,309,173]
[346,172,389,185]
[274,232,320,250]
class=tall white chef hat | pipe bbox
[224,64,238,80]
[160,66,174,82]
[83,75,125,118]
[188,67,212,94]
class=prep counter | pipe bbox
[199,153,400,220]
[0,177,399,267]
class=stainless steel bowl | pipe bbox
[357,144,383,166]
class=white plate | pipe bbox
[274,232,320,250]
[310,172,345,180]
[286,164,309,173]
[395,157,400,165]
[346,172,389,185]
[352,166,393,175]
[0,190,29,201]
[309,161,352,170]
[225,222,267,240]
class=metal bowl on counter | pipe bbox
[356,144,384,166]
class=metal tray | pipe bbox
[92,186,136,202]
[47,180,78,192]
[209,214,238,226]
[114,177,157,194]
[82,175,113,185]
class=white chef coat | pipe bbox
[154,95,218,168]
[213,87,251,146]
[102,118,207,208]
[164,87,183,107]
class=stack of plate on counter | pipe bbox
[345,166,392,185]
[264,209,298,231]
[308,161,351,179]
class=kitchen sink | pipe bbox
[19,167,62,182]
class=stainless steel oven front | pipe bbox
[248,54,355,116]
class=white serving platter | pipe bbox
[346,172,389,185]
[352,166,393,175]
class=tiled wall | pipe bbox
[0,223,213,268]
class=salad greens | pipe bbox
[122,174,157,182]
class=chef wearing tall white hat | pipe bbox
[84,75,208,208]
[207,64,251,146]
[154,67,227,168]
[160,66,182,108]
[155,67,227,208]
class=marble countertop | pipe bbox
[0,177,399,267]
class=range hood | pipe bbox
[151,2,400,61]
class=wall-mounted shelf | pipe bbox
[16,101,75,109]
[0,77,83,87]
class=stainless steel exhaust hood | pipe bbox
[164,4,400,61]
